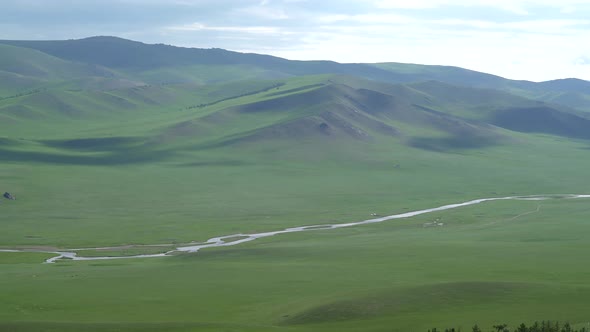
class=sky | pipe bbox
[1,0,590,81]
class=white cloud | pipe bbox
[168,22,283,35]
[374,0,440,9]
[238,5,290,20]
[317,13,416,24]
[374,0,590,15]
[375,0,530,14]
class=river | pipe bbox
[2,194,588,263]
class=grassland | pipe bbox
[2,41,590,331]
[2,121,590,331]
[2,198,590,332]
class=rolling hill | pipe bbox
[2,69,588,158]
[2,36,590,112]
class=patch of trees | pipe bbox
[428,321,588,332]
[0,88,45,101]
[186,82,285,110]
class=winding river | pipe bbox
[2,194,589,263]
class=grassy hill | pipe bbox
[374,63,590,112]
[2,37,590,332]
[3,36,590,111]
[0,36,401,85]
[0,42,144,101]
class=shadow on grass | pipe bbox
[491,106,590,140]
[179,160,249,167]
[407,135,500,152]
[0,137,23,147]
[42,136,144,152]
[0,148,174,165]
[281,281,528,325]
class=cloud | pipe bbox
[373,0,590,18]
[167,23,284,35]
[374,0,530,15]
[317,13,416,24]
[237,5,290,20]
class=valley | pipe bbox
[1,37,590,332]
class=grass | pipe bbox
[2,199,590,331]
[0,252,55,264]
[2,131,589,248]
[75,246,176,258]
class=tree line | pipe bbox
[428,321,588,332]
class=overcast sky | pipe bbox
[1,0,590,81]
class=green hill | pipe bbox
[0,43,142,98]
[374,63,590,111]
[3,36,590,111]
[0,36,400,84]
[3,72,590,154]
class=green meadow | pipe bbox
[2,126,590,332]
[2,198,590,332]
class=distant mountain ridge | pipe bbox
[0,36,402,83]
[1,36,589,112]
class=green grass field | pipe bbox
[2,198,590,332]
[2,130,590,332]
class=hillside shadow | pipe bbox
[491,106,590,140]
[0,148,174,165]
[407,135,499,152]
[42,136,143,152]
[178,160,249,167]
